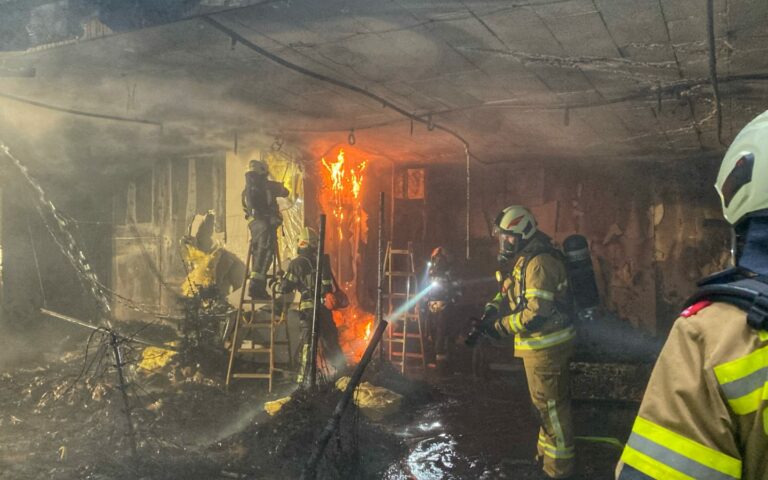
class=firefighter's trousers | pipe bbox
[248,216,276,280]
[296,307,346,383]
[522,347,575,479]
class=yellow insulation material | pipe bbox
[180,244,222,297]
[138,344,178,372]
[335,376,403,421]
[264,396,293,416]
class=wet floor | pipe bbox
[0,346,638,480]
[383,372,635,480]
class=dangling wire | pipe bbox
[465,144,471,261]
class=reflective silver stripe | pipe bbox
[627,432,739,480]
[719,366,768,400]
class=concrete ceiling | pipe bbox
[1,0,768,181]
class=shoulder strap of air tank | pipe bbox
[686,273,768,330]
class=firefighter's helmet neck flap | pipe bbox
[493,206,538,263]
[715,110,768,275]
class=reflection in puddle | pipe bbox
[408,434,458,478]
[384,433,482,480]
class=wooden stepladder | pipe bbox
[384,241,426,373]
[225,236,292,392]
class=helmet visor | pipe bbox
[499,232,519,255]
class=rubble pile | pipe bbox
[216,384,405,479]
[0,346,428,479]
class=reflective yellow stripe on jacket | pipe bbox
[620,416,742,480]
[515,326,576,351]
[714,343,768,415]
[524,288,555,301]
[502,312,524,334]
[299,301,314,311]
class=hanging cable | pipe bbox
[201,16,475,158]
[465,144,471,261]
[707,0,724,145]
[0,91,162,127]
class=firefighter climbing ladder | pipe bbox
[225,238,292,392]
[384,241,426,373]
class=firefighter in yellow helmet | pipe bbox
[274,227,346,383]
[616,111,768,479]
[472,205,576,479]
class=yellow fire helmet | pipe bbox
[298,226,319,250]
[248,159,268,176]
[715,110,768,226]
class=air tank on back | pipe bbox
[562,234,600,319]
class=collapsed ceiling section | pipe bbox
[0,0,767,179]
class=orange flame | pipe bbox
[364,321,372,340]
[332,306,375,362]
[319,148,372,361]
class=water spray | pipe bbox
[385,282,436,323]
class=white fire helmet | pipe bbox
[493,205,537,257]
[715,110,768,226]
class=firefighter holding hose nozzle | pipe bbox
[467,205,576,479]
[423,246,461,372]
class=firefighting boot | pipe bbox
[248,277,269,300]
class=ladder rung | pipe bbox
[390,333,423,339]
[384,293,410,298]
[388,249,412,254]
[235,348,272,353]
[385,272,416,277]
[232,373,271,379]
[390,352,424,358]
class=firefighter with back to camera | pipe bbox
[242,159,288,300]
[616,111,768,479]
[470,205,576,479]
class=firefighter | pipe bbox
[242,159,288,299]
[274,227,346,383]
[424,246,460,370]
[475,205,576,479]
[615,111,768,479]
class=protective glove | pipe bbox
[268,272,285,293]
[478,308,501,340]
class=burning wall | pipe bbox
[317,148,374,361]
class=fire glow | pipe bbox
[321,149,367,239]
[319,147,373,361]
